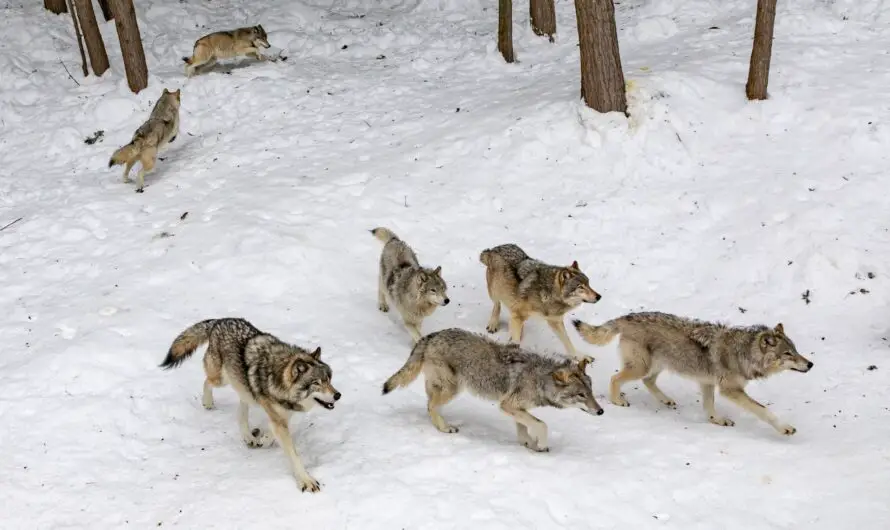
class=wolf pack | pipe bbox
[114,26,814,494]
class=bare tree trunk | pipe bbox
[44,0,67,14]
[575,0,627,114]
[97,0,114,21]
[530,0,556,42]
[498,0,515,63]
[74,0,109,76]
[746,0,777,100]
[110,0,148,93]
[67,0,88,77]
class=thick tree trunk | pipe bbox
[67,0,88,77]
[498,0,515,63]
[97,0,114,21]
[110,0,148,93]
[74,0,109,76]
[746,0,777,100]
[530,0,556,42]
[44,0,67,14]
[575,0,627,114]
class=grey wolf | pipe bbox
[371,227,449,343]
[480,244,601,360]
[382,328,603,452]
[108,88,181,193]
[573,312,813,435]
[183,25,274,76]
[160,318,341,492]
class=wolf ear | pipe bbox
[556,269,569,286]
[774,323,784,335]
[552,369,572,385]
[289,359,309,381]
[577,357,591,372]
[257,24,265,32]
[759,333,778,350]
[162,88,169,94]
[433,266,442,276]
[570,260,580,270]
[310,347,321,360]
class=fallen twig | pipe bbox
[0,217,23,232]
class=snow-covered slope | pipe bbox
[1,0,888,527]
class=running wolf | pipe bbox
[160,318,341,492]
[371,227,449,343]
[183,25,274,76]
[480,244,601,360]
[573,312,813,435]
[108,88,180,193]
[382,328,603,452]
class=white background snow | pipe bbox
[1,0,889,527]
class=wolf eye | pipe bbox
[783,351,793,356]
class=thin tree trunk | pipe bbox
[44,0,67,14]
[746,0,777,100]
[498,0,515,63]
[530,0,556,42]
[575,0,627,114]
[67,0,88,77]
[74,0,109,76]
[110,0,148,93]
[97,0,114,21]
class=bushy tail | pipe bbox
[381,338,428,395]
[479,248,493,267]
[108,142,139,168]
[370,227,399,245]
[182,56,193,65]
[160,319,217,369]
[572,319,619,346]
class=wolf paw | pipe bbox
[522,440,549,453]
[378,302,389,313]
[135,187,144,194]
[300,477,321,493]
[709,415,734,427]
[778,424,797,436]
[661,399,677,409]
[610,394,630,407]
[244,428,274,448]
[437,424,459,434]
[202,401,214,410]
[486,322,499,333]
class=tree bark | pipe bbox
[74,0,109,76]
[110,0,148,93]
[498,0,515,63]
[97,0,114,21]
[44,0,67,14]
[67,0,88,77]
[575,0,627,114]
[746,0,777,100]
[530,0,556,42]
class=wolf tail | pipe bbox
[479,248,493,267]
[108,142,139,168]
[370,227,399,245]
[182,56,193,65]
[160,319,217,369]
[381,336,431,395]
[572,319,620,346]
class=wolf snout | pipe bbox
[442,298,450,306]
[334,392,342,401]
[596,408,604,416]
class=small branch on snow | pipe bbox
[0,217,23,232]
[58,58,81,86]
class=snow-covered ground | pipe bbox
[2,0,889,527]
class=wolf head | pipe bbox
[161,88,182,106]
[286,347,341,410]
[556,261,601,306]
[757,323,813,375]
[545,358,603,415]
[252,25,271,49]
[417,266,450,306]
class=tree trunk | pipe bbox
[97,0,114,21]
[67,0,88,77]
[44,0,67,14]
[498,0,515,63]
[530,0,556,42]
[110,0,148,93]
[746,0,777,100]
[575,0,627,114]
[74,0,109,76]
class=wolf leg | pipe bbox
[135,147,157,193]
[425,375,459,433]
[486,300,501,333]
[501,403,548,452]
[508,312,526,344]
[547,318,593,363]
[701,384,734,426]
[610,341,650,406]
[642,370,676,408]
[720,386,794,435]
[377,275,389,312]
[404,319,423,344]
[515,422,533,446]
[201,350,224,409]
[121,160,135,183]
[262,405,321,492]
[239,401,274,447]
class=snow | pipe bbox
[1,0,889,527]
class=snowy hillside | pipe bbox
[1,0,889,527]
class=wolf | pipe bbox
[108,88,181,193]
[382,328,603,452]
[480,244,601,361]
[573,312,813,435]
[371,227,449,343]
[160,318,341,492]
[183,25,274,76]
